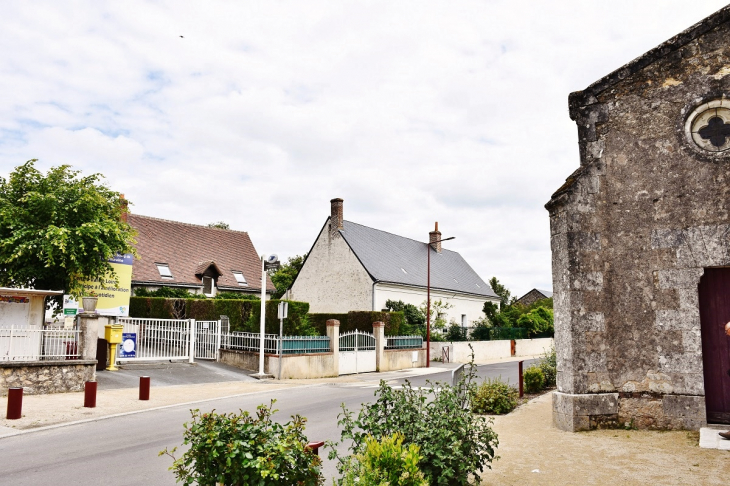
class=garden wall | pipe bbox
[381,348,427,372]
[0,360,97,396]
[430,338,555,364]
[219,349,337,379]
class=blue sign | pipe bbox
[120,332,136,358]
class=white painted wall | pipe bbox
[374,283,497,329]
[290,220,373,313]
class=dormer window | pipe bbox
[202,276,215,296]
[232,271,247,286]
[156,263,173,278]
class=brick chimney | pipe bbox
[429,222,442,253]
[330,198,344,239]
[120,194,129,223]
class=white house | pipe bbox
[290,199,500,327]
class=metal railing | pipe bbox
[221,332,331,355]
[339,330,376,352]
[0,326,81,361]
[385,335,423,349]
[281,335,330,354]
[118,317,191,361]
[223,332,280,354]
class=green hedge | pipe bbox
[128,297,312,335]
[308,311,406,336]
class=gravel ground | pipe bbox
[482,392,730,485]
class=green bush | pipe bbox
[309,311,406,336]
[445,324,468,342]
[330,349,499,485]
[537,346,557,388]
[523,366,545,394]
[471,377,518,415]
[341,433,427,486]
[134,287,205,299]
[214,291,259,300]
[160,401,323,485]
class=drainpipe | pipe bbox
[372,281,378,311]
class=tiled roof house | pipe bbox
[290,199,499,327]
[516,289,553,307]
[128,214,274,297]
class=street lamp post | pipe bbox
[426,235,455,367]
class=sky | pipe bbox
[1,1,728,299]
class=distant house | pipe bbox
[516,289,553,307]
[289,199,499,327]
[128,214,275,298]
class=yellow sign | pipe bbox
[79,254,133,317]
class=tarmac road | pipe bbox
[0,359,535,485]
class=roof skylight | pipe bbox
[401,268,408,274]
[156,263,172,278]
[232,271,247,285]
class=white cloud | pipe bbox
[0,0,727,297]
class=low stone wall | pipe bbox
[515,338,554,356]
[381,348,426,372]
[0,360,97,396]
[430,338,555,363]
[219,349,338,379]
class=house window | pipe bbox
[202,276,215,296]
[232,271,247,286]
[156,263,173,278]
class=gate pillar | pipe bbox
[326,319,340,376]
[372,321,385,372]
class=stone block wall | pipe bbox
[0,360,97,396]
[546,10,730,430]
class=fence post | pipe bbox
[78,313,100,361]
[372,321,385,372]
[326,320,340,376]
[215,320,222,361]
[188,319,196,363]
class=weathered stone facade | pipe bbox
[0,360,96,396]
[547,6,730,431]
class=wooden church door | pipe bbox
[698,268,730,424]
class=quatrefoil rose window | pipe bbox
[685,99,730,153]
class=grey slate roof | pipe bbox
[537,289,553,298]
[339,220,497,299]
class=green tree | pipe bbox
[0,161,136,302]
[419,299,452,331]
[487,277,511,309]
[269,254,307,299]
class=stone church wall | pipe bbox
[547,12,730,430]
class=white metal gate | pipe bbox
[339,330,376,375]
[195,320,221,360]
[117,318,192,362]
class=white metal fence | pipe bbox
[339,330,376,351]
[117,318,192,362]
[195,320,221,360]
[0,326,81,361]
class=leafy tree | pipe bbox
[516,306,554,337]
[482,301,499,323]
[0,161,136,303]
[487,277,511,309]
[269,254,307,299]
[419,299,452,331]
[207,221,230,230]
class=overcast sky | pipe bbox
[1,1,727,298]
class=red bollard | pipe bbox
[306,441,325,456]
[84,381,97,408]
[139,376,150,401]
[6,387,23,420]
[518,360,524,398]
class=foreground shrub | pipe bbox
[330,349,498,485]
[472,377,518,415]
[341,433,427,486]
[160,401,322,485]
[523,366,545,394]
[537,346,557,388]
